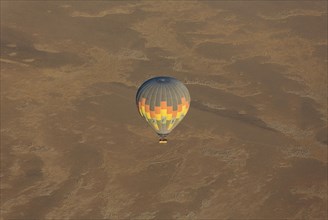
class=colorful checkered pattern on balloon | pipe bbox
[138,97,189,132]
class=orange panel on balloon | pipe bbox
[145,105,150,113]
[167,106,173,114]
[160,101,167,109]
[141,98,146,106]
[155,106,161,114]
[181,97,186,105]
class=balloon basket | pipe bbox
[159,138,168,144]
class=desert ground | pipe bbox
[1,1,327,219]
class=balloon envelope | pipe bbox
[136,76,190,138]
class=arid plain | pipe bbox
[1,1,327,219]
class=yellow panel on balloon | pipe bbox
[160,109,167,117]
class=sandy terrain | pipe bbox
[1,1,327,219]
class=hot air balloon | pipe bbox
[136,76,190,143]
